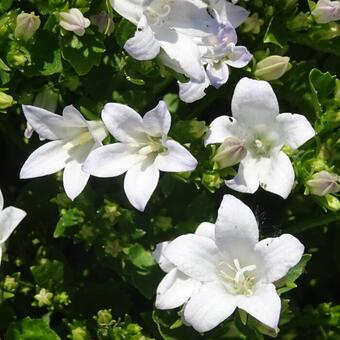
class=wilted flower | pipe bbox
[0,92,14,109]
[83,101,198,211]
[254,55,292,81]
[0,188,26,263]
[155,195,304,332]
[307,170,340,196]
[90,11,115,35]
[15,12,41,41]
[20,105,107,200]
[205,77,315,198]
[312,0,340,24]
[59,8,90,36]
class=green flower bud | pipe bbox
[255,56,292,81]
[15,12,41,41]
[0,91,14,109]
[307,171,340,196]
[242,13,264,34]
[96,309,113,325]
[324,194,340,212]
[213,136,247,169]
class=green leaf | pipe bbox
[0,57,10,71]
[6,317,61,340]
[54,207,85,238]
[61,34,106,76]
[115,19,136,47]
[276,254,312,294]
[0,0,13,14]
[30,260,64,290]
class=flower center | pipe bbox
[137,136,166,156]
[63,131,93,150]
[249,137,273,157]
[218,258,257,296]
[145,0,172,26]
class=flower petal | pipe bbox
[124,158,160,211]
[0,189,3,211]
[0,207,26,244]
[255,234,304,283]
[156,268,200,310]
[82,143,141,177]
[231,78,279,126]
[206,62,229,88]
[237,283,281,330]
[155,140,198,172]
[158,29,205,83]
[20,140,69,179]
[164,234,220,282]
[205,115,238,146]
[62,105,87,127]
[22,105,79,140]
[225,45,252,68]
[215,195,259,257]
[143,101,171,137]
[102,103,147,143]
[178,76,210,103]
[195,222,215,240]
[276,113,315,149]
[109,0,144,25]
[225,156,260,194]
[63,160,90,200]
[257,151,295,199]
[153,241,175,273]
[183,281,237,332]
[124,16,160,60]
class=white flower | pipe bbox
[82,101,198,211]
[179,22,252,103]
[155,195,304,332]
[312,0,340,24]
[20,105,107,200]
[59,8,91,36]
[205,77,315,198]
[0,189,26,263]
[111,0,220,82]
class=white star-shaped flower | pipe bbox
[0,189,26,263]
[82,101,198,211]
[155,195,304,332]
[111,0,221,83]
[20,105,107,200]
[205,77,315,198]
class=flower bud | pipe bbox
[0,91,14,109]
[306,170,340,196]
[90,11,114,35]
[242,13,264,34]
[15,12,41,41]
[213,136,247,168]
[312,0,340,24]
[255,56,292,81]
[59,8,90,37]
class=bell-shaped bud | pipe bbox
[255,56,292,81]
[59,8,90,37]
[312,0,340,24]
[306,170,340,196]
[0,91,14,109]
[90,11,115,35]
[15,12,41,41]
[213,136,247,168]
[241,13,264,34]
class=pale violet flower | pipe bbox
[82,101,198,211]
[306,170,340,196]
[205,77,315,198]
[0,189,26,263]
[179,22,252,103]
[59,8,91,36]
[110,0,220,82]
[312,0,340,24]
[155,195,304,332]
[20,105,107,200]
